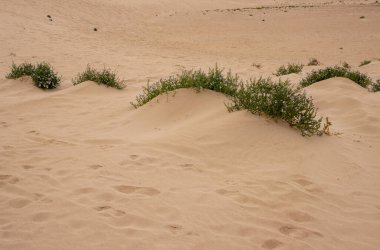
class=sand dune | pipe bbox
[1,0,380,249]
[1,77,379,250]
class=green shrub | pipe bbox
[31,63,61,89]
[227,78,322,136]
[6,63,35,79]
[131,65,239,108]
[372,80,380,92]
[6,62,61,89]
[132,66,323,136]
[307,58,320,66]
[73,66,125,89]
[359,60,371,67]
[275,63,303,76]
[300,66,372,88]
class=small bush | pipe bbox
[275,63,303,76]
[227,78,322,136]
[73,66,125,89]
[132,66,323,136]
[6,63,35,79]
[6,62,61,89]
[300,66,372,88]
[31,63,61,89]
[372,80,380,92]
[307,58,320,66]
[359,60,371,67]
[131,65,239,108]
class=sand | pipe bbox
[0,0,380,249]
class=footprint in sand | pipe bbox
[8,198,32,208]
[287,210,314,222]
[215,188,266,206]
[31,212,51,222]
[0,174,20,184]
[113,185,160,196]
[22,165,34,170]
[94,205,112,211]
[262,239,283,249]
[167,224,183,234]
[88,164,103,170]
[278,224,323,239]
[129,154,139,160]
[73,187,97,195]
[178,163,203,173]
[94,205,127,218]
[292,176,324,194]
[1,121,9,128]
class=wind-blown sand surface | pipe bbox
[0,0,380,249]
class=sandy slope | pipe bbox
[1,0,380,250]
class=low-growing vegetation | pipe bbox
[227,78,322,136]
[307,58,320,66]
[299,66,372,88]
[131,66,239,108]
[6,62,61,89]
[275,63,303,76]
[132,66,323,136]
[372,80,380,92]
[359,60,371,67]
[32,62,61,89]
[72,66,125,89]
[6,63,35,79]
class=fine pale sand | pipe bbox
[1,1,380,250]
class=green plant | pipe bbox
[31,62,61,89]
[227,78,322,136]
[372,80,380,92]
[6,62,61,89]
[359,60,371,67]
[73,66,125,89]
[132,66,323,136]
[307,58,320,66]
[275,63,303,76]
[6,62,35,79]
[300,66,372,88]
[131,65,239,108]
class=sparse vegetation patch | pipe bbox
[31,62,61,89]
[131,66,239,108]
[227,78,322,136]
[359,60,371,67]
[132,66,323,136]
[73,66,125,89]
[6,63,35,79]
[307,58,320,66]
[275,63,303,76]
[6,62,61,89]
[372,80,380,92]
[300,66,372,88]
